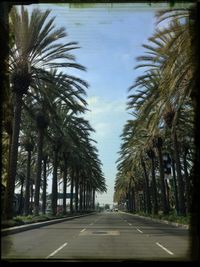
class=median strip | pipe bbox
[156,242,174,255]
[46,242,68,258]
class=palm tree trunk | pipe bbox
[172,130,186,216]
[75,172,79,212]
[165,179,170,211]
[24,149,31,215]
[1,2,12,219]
[5,93,23,219]
[150,156,158,215]
[92,189,95,210]
[79,178,83,212]
[52,149,58,216]
[141,157,151,214]
[126,191,130,212]
[83,181,86,211]
[70,172,74,213]
[42,155,47,214]
[30,179,34,214]
[171,153,179,214]
[4,131,12,216]
[86,185,88,210]
[18,179,24,215]
[130,187,134,212]
[63,159,67,215]
[183,147,190,214]
[88,184,91,210]
[142,190,146,213]
[34,128,44,216]
[132,187,136,212]
[157,146,169,215]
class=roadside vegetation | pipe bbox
[135,211,190,226]
[1,211,93,229]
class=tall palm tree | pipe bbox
[127,8,195,216]
[163,105,186,215]
[6,6,87,219]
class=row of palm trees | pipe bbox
[2,6,106,220]
[114,6,197,217]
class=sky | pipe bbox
[24,2,175,206]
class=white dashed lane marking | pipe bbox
[156,242,174,255]
[136,228,143,233]
[46,242,68,258]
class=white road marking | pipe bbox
[46,242,68,259]
[156,242,174,255]
[80,228,86,232]
[136,228,143,233]
[128,223,132,226]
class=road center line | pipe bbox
[128,223,132,226]
[80,228,86,232]
[136,228,143,233]
[46,242,68,259]
[156,242,174,255]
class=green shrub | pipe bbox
[135,211,190,225]
[1,219,19,228]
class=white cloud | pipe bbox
[87,96,98,105]
[86,96,126,117]
[93,122,111,137]
[85,96,134,144]
[85,96,129,142]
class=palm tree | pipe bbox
[6,6,87,219]
[163,105,186,215]
[127,7,196,216]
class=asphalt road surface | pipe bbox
[1,211,190,261]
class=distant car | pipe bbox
[114,208,118,212]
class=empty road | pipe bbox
[1,211,190,261]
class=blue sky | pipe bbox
[25,3,172,205]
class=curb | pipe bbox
[1,212,96,237]
[120,211,189,229]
